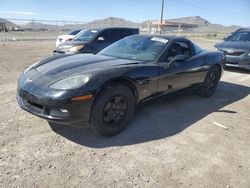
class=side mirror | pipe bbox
[97,37,105,42]
[169,55,189,66]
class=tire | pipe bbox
[197,66,220,98]
[90,84,136,136]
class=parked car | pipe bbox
[14,27,24,31]
[56,29,83,47]
[54,27,139,54]
[215,28,250,70]
[233,28,250,34]
[17,35,224,136]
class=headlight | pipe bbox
[49,74,90,90]
[68,45,84,52]
[23,61,40,74]
[247,52,250,56]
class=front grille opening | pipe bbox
[27,100,43,110]
[223,51,245,56]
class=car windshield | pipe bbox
[99,35,168,61]
[74,29,99,42]
[226,32,250,42]
[68,29,81,35]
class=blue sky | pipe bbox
[0,0,249,27]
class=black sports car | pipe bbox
[17,35,225,136]
[215,28,250,70]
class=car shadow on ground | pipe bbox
[49,81,250,148]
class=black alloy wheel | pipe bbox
[102,95,128,126]
[91,84,136,136]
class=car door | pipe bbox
[157,40,205,93]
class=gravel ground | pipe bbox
[0,41,249,188]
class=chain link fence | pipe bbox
[0,18,88,42]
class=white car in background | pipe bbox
[56,29,83,47]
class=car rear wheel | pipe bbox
[90,84,136,136]
[197,66,220,98]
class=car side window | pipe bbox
[121,29,132,37]
[97,31,111,42]
[108,29,134,42]
[165,41,192,62]
[111,29,124,42]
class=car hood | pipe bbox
[19,54,142,98]
[58,34,74,39]
[57,40,86,50]
[215,41,250,51]
[34,54,141,77]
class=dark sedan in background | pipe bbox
[54,27,139,54]
[215,28,250,70]
[17,35,224,136]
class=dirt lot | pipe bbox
[0,40,249,188]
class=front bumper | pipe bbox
[225,53,250,70]
[225,55,250,70]
[225,62,250,70]
[216,48,250,70]
[17,88,93,125]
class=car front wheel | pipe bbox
[90,84,136,136]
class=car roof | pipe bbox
[133,34,188,41]
[87,27,138,31]
[235,28,250,32]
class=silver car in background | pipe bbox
[56,29,83,47]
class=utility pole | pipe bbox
[160,0,164,34]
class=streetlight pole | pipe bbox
[160,0,164,34]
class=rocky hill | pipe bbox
[141,16,240,33]
[0,18,18,28]
[83,17,139,28]
[168,16,211,27]
[24,22,61,30]
[21,17,139,31]
[0,16,242,33]
[167,16,239,32]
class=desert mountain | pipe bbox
[1,16,242,33]
[0,18,18,28]
[167,16,211,26]
[83,17,139,28]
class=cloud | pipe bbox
[0,11,38,16]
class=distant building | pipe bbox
[147,20,198,34]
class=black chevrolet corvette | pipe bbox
[17,35,225,136]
